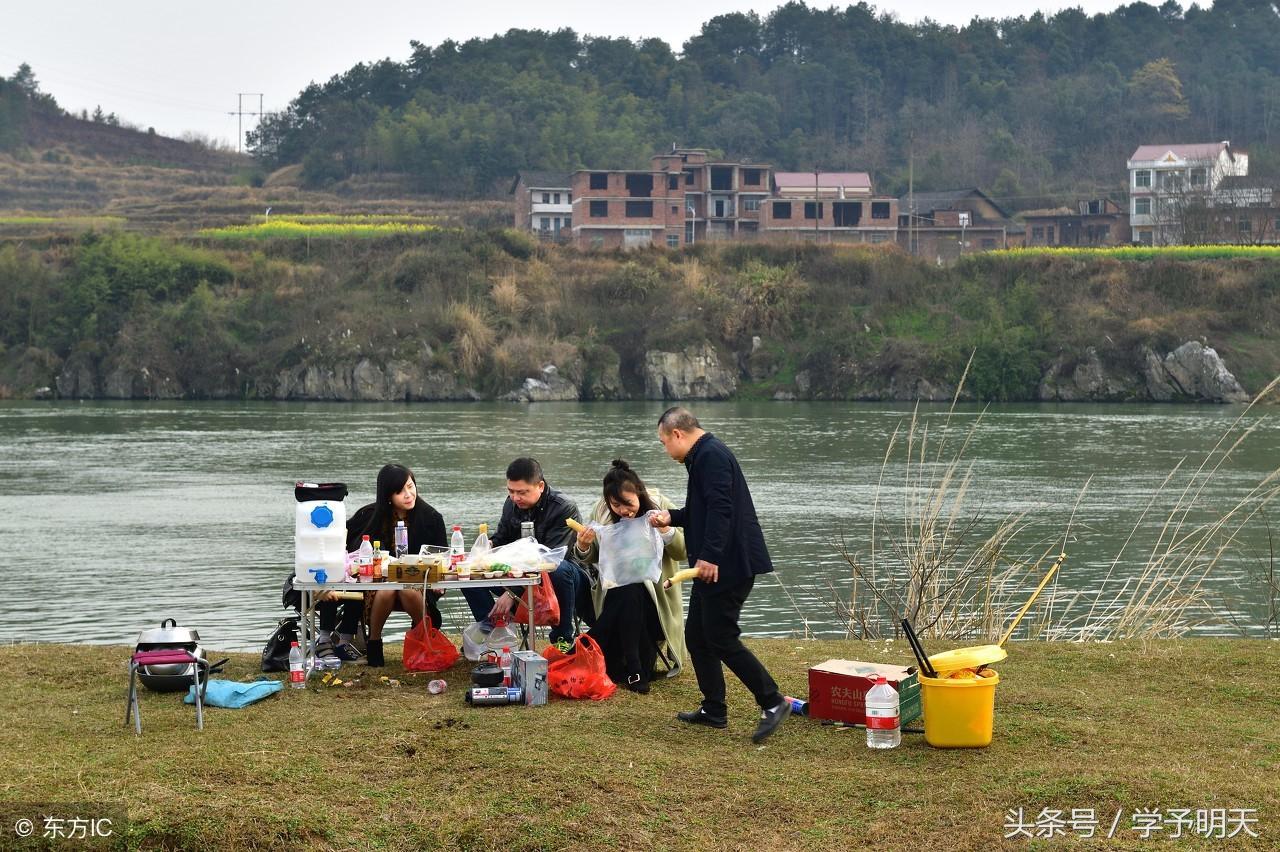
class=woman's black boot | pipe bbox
[366,639,384,667]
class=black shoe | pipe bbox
[366,639,384,668]
[751,699,792,744]
[624,674,650,695]
[677,707,728,729]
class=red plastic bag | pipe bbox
[541,635,616,700]
[402,621,460,672]
[512,570,561,628]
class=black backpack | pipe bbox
[261,616,300,672]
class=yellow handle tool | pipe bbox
[998,553,1067,647]
[662,567,700,589]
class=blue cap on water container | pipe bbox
[309,505,334,529]
[308,568,329,584]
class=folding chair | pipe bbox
[125,649,210,735]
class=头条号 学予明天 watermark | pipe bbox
[1004,806,1260,840]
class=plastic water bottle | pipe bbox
[487,616,519,656]
[499,646,513,686]
[450,525,465,566]
[356,535,374,582]
[865,675,901,749]
[394,521,408,558]
[288,641,306,689]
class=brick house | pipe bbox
[897,189,1014,260]
[760,172,898,244]
[1192,176,1280,244]
[522,147,1008,255]
[570,148,773,249]
[1023,199,1129,247]
[510,171,573,240]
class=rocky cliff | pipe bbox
[2,339,1256,404]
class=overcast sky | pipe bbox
[3,0,1127,146]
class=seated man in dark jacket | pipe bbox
[462,457,593,645]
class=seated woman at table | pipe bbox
[573,459,687,693]
[345,463,447,667]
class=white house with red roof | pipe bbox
[1127,141,1249,244]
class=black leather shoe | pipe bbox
[751,699,792,743]
[677,707,728,729]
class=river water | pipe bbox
[1,400,1275,651]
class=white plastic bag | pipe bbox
[472,538,566,575]
[462,621,491,662]
[594,516,663,589]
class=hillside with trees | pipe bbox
[250,0,1280,203]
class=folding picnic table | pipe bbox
[294,574,540,672]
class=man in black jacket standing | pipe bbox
[649,407,790,743]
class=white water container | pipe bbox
[296,500,347,535]
[295,499,348,583]
[295,533,347,576]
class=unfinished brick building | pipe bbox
[568,148,772,249]
[762,172,899,244]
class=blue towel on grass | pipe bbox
[185,678,283,708]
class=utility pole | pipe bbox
[908,150,915,257]
[813,165,820,242]
[228,93,265,154]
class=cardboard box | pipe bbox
[511,650,548,706]
[388,561,427,583]
[808,660,921,725]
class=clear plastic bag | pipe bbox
[594,516,663,589]
[465,538,566,575]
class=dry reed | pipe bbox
[835,352,1082,641]
[1054,375,1280,641]
[838,368,1280,643]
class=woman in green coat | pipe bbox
[573,459,687,691]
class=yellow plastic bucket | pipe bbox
[920,670,999,748]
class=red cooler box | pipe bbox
[807,660,921,725]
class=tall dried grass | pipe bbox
[444,302,495,378]
[837,364,1280,643]
[490,273,527,320]
[1053,375,1280,641]
[835,355,1080,641]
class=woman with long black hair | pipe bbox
[345,463,447,666]
[573,459,687,692]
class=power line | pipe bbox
[0,50,229,115]
[228,93,265,154]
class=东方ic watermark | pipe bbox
[1,802,127,849]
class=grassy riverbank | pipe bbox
[3,228,1280,402]
[2,640,1276,850]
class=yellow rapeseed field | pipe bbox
[994,245,1280,260]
